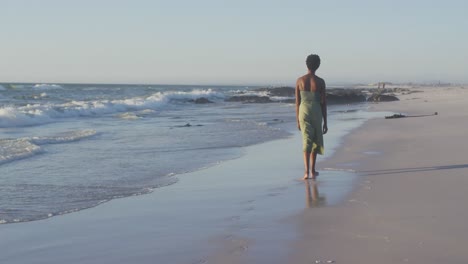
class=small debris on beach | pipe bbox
[385,112,438,119]
[385,113,406,119]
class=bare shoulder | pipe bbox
[297,74,308,83]
[315,76,326,89]
[296,74,307,88]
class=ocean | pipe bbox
[0,83,382,224]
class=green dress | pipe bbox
[299,90,324,154]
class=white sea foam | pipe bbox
[0,89,222,127]
[117,112,141,120]
[0,106,54,127]
[231,89,294,102]
[29,130,97,145]
[233,90,270,97]
[270,96,295,101]
[0,138,42,165]
[0,130,96,165]
[148,88,224,102]
[33,84,63,90]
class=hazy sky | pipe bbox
[1,0,467,85]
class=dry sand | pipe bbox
[288,86,468,264]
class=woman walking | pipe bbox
[296,54,328,180]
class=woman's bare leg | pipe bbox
[303,151,311,179]
[311,151,319,179]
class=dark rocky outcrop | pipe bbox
[228,86,403,104]
[367,94,399,102]
[225,95,273,103]
[253,87,370,104]
[190,97,214,104]
[326,90,367,104]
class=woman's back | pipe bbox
[298,75,324,104]
[300,90,321,104]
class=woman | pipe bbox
[295,54,328,180]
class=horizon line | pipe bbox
[1,80,464,87]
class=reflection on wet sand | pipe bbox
[304,180,326,208]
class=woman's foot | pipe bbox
[303,172,310,180]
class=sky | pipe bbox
[1,0,467,85]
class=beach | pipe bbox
[289,86,468,264]
[1,85,468,263]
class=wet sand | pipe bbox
[0,129,356,264]
[289,86,468,264]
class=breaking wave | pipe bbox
[0,89,223,128]
[33,84,63,90]
[0,130,97,165]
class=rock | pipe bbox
[225,95,273,103]
[225,87,401,104]
[173,123,204,128]
[367,94,399,102]
[326,90,367,104]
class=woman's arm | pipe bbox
[295,79,301,130]
[321,80,328,134]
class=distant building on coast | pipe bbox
[377,82,392,89]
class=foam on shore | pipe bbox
[0,130,97,165]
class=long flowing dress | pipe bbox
[299,90,324,154]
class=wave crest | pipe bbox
[0,130,97,165]
[0,89,221,128]
[33,84,63,90]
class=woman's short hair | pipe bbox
[306,54,321,71]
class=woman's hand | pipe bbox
[323,123,328,134]
[297,121,301,131]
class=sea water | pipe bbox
[0,83,382,224]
